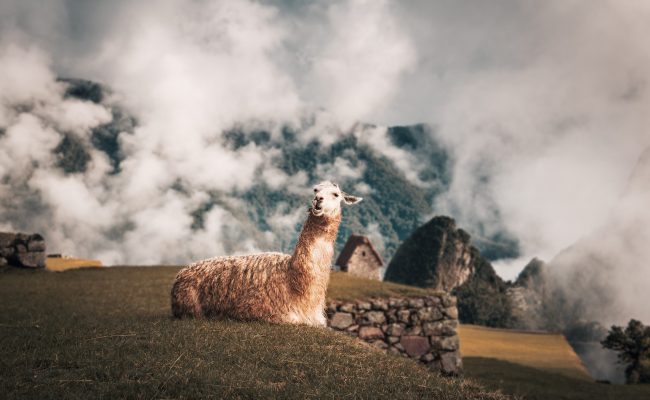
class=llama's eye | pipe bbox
[334,193,339,197]
[314,189,318,193]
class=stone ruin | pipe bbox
[0,232,46,268]
[326,293,462,376]
[335,235,384,281]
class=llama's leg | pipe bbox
[283,309,327,327]
[312,309,327,327]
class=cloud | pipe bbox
[299,0,417,127]
[423,1,650,264]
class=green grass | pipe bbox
[0,266,506,399]
[464,357,650,400]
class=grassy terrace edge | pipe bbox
[39,265,441,301]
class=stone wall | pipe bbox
[0,232,46,268]
[326,293,462,375]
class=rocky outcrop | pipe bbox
[384,216,514,327]
[326,293,462,376]
[0,232,46,268]
[384,216,474,291]
[507,258,547,330]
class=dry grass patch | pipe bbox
[46,257,103,271]
[327,271,437,301]
[459,324,590,380]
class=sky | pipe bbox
[0,0,649,287]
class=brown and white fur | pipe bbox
[171,181,362,326]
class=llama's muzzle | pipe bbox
[312,198,324,215]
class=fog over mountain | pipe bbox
[1,1,649,327]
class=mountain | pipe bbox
[385,216,514,327]
[506,258,548,330]
[51,78,520,263]
[384,216,474,291]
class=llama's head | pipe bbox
[311,181,362,217]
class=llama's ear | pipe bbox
[342,192,362,205]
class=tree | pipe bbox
[601,319,650,384]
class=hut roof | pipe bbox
[336,234,384,267]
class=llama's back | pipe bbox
[171,252,292,320]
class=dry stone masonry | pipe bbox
[327,293,462,375]
[0,232,46,268]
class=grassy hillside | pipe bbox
[0,267,505,399]
[459,325,590,380]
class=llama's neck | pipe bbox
[288,210,341,296]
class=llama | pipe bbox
[171,181,362,326]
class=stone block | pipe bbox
[388,346,402,356]
[340,303,356,313]
[389,298,408,308]
[384,323,405,337]
[386,308,397,323]
[400,335,431,357]
[408,298,425,308]
[397,310,410,323]
[356,301,372,310]
[330,312,354,330]
[406,325,423,336]
[371,299,389,310]
[423,321,457,336]
[431,335,459,351]
[362,311,386,325]
[17,251,45,268]
[440,351,462,375]
[27,239,45,252]
[442,294,457,308]
[424,296,441,307]
[444,306,459,319]
[417,307,444,322]
[358,326,384,340]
